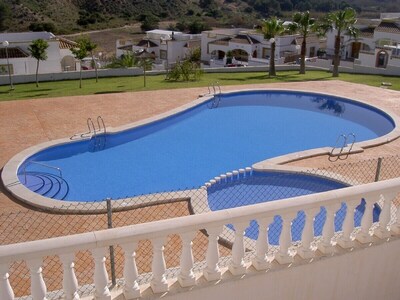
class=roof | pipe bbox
[57,37,76,49]
[118,45,134,51]
[359,27,375,38]
[0,31,55,43]
[136,39,158,48]
[230,34,260,45]
[375,21,400,34]
[0,47,29,59]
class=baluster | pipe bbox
[275,213,296,264]
[297,209,318,259]
[26,258,47,300]
[229,222,249,276]
[121,243,140,299]
[0,264,14,300]
[337,200,359,249]
[91,248,111,300]
[318,204,341,254]
[252,218,272,270]
[391,196,400,234]
[376,192,397,239]
[150,237,168,293]
[178,231,197,287]
[356,196,377,243]
[203,226,223,281]
[59,253,79,300]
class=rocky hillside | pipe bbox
[1,0,399,34]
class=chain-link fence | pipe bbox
[3,155,400,298]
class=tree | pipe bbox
[28,39,49,88]
[318,8,358,77]
[288,11,315,74]
[260,17,285,77]
[71,38,89,88]
[0,2,10,31]
[82,37,99,83]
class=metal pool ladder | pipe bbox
[71,116,107,151]
[329,133,356,162]
[207,82,222,109]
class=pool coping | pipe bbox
[2,88,400,213]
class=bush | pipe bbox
[166,60,203,82]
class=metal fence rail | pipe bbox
[3,155,400,298]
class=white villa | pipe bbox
[0,31,77,75]
[116,30,201,69]
[325,13,400,71]
[200,28,322,67]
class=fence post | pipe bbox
[374,157,383,182]
[106,198,117,287]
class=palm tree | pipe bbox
[289,11,315,74]
[71,39,88,89]
[28,39,49,87]
[318,8,358,77]
[260,17,285,77]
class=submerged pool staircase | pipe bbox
[329,133,356,162]
[21,162,69,200]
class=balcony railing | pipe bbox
[1,177,400,299]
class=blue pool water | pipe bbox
[207,171,380,243]
[19,91,394,201]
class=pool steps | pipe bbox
[23,172,69,200]
[204,167,253,188]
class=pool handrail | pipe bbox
[22,161,63,184]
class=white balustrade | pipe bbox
[375,192,397,239]
[252,218,273,270]
[178,232,197,287]
[27,258,47,300]
[356,196,377,243]
[229,222,249,276]
[337,199,359,249]
[91,247,111,300]
[391,198,400,234]
[203,226,223,281]
[0,264,14,300]
[276,213,296,264]
[0,178,400,299]
[121,242,140,299]
[319,204,341,254]
[297,208,319,259]
[59,253,79,300]
[150,237,168,293]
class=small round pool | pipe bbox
[207,171,380,244]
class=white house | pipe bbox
[116,30,201,69]
[0,31,77,76]
[200,28,322,67]
[325,13,400,70]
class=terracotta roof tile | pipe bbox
[0,47,29,59]
[359,27,374,38]
[136,39,158,48]
[375,21,400,34]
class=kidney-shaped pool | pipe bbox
[11,90,396,201]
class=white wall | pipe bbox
[166,238,400,300]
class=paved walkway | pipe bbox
[1,80,400,213]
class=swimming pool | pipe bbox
[11,90,396,202]
[207,171,380,244]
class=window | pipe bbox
[160,50,167,60]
